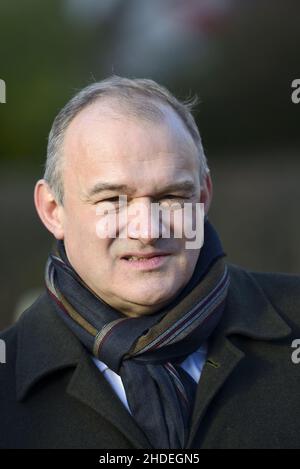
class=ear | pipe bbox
[34,179,64,239]
[200,171,213,214]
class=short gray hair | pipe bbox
[44,76,209,204]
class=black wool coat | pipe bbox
[1,264,300,449]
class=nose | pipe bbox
[126,197,161,245]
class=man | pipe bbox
[1,76,300,449]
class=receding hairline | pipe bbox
[62,94,169,135]
[44,76,209,205]
[60,94,201,179]
[62,93,199,151]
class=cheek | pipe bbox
[63,209,113,264]
[173,247,199,277]
[64,204,99,239]
[170,208,194,239]
[95,211,123,240]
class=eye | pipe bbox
[158,195,188,209]
[95,196,127,215]
[95,196,121,205]
[161,194,183,200]
[162,195,190,202]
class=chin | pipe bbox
[125,284,180,308]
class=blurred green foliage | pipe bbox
[1,0,300,169]
[0,0,101,165]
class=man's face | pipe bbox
[59,100,206,317]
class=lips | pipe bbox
[121,252,170,260]
[125,256,152,261]
[120,252,171,270]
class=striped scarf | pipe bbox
[45,220,230,449]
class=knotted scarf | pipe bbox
[45,220,230,449]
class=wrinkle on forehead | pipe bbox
[62,100,200,199]
[63,99,198,160]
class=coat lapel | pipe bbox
[187,264,292,447]
[187,335,244,447]
[66,353,152,448]
[16,292,151,449]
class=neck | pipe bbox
[90,282,190,318]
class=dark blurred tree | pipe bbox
[175,0,300,154]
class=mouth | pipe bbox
[120,253,171,270]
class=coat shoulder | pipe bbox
[0,292,47,341]
[0,293,49,375]
[228,263,300,326]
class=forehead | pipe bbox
[62,99,200,194]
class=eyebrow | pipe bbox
[86,180,196,199]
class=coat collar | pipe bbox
[16,292,83,402]
[16,263,292,448]
[216,263,292,341]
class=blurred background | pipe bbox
[1,0,300,329]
